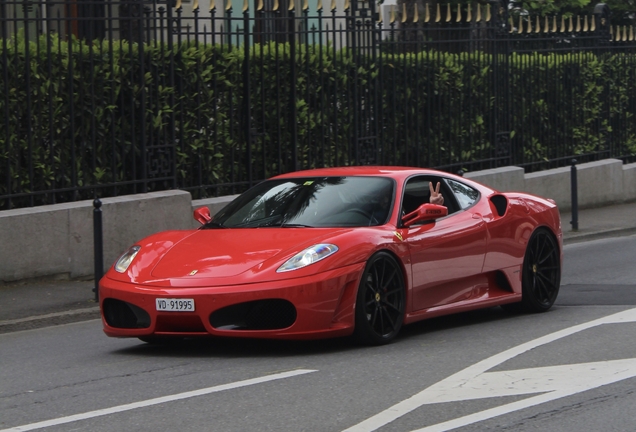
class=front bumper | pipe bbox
[99,263,364,340]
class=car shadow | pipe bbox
[111,306,534,358]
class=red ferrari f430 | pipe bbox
[100,167,562,345]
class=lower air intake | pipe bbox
[209,299,297,330]
[103,298,151,329]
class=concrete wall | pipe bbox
[1,159,634,282]
[0,191,192,282]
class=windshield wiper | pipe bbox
[201,221,227,229]
[280,223,314,228]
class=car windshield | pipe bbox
[207,176,395,228]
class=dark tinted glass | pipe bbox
[209,177,394,228]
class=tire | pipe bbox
[354,252,406,345]
[505,227,561,313]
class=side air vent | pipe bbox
[210,299,297,330]
[490,195,508,217]
[103,298,151,329]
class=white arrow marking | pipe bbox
[344,307,636,432]
[1,369,317,432]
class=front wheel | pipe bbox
[354,252,406,345]
[505,228,561,313]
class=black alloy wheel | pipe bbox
[354,251,406,345]
[518,228,561,312]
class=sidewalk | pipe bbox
[1,201,635,333]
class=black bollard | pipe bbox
[570,159,579,231]
[93,199,103,302]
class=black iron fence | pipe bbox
[1,0,635,209]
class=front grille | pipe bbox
[103,299,151,329]
[209,299,297,330]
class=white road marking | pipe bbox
[1,369,317,432]
[344,307,636,432]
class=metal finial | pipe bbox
[485,4,491,22]
[425,2,430,23]
[193,0,199,11]
[576,15,581,32]
[591,16,596,32]
[302,0,308,11]
[476,4,481,22]
[316,0,322,11]
[257,0,264,11]
[210,0,216,11]
[466,4,471,22]
[560,16,565,32]
[390,5,396,24]
[583,15,589,32]
[456,4,461,22]
[435,3,440,22]
[243,0,248,12]
[273,0,279,11]
[445,3,451,22]
[401,3,407,23]
[331,0,336,12]
[176,0,182,9]
[568,16,573,32]
[289,0,295,11]
[413,4,418,23]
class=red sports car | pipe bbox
[100,167,562,345]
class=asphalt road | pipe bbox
[1,235,635,432]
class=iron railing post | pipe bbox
[93,199,104,302]
[570,159,579,231]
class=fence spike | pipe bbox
[225,0,232,11]
[456,4,461,22]
[331,0,336,12]
[257,0,264,11]
[551,16,556,32]
[568,16,573,32]
[591,15,596,31]
[576,15,581,32]
[425,3,430,23]
[518,15,524,34]
[193,0,199,11]
[402,3,407,23]
[391,5,396,24]
[377,6,382,23]
[435,3,441,22]
[630,26,634,41]
[560,16,565,32]
[610,25,614,40]
[527,16,532,33]
[466,4,471,22]
[210,0,216,11]
[446,4,451,22]
[485,4,491,22]
[316,0,322,11]
[273,0,279,11]
[289,0,295,11]
[413,4,419,23]
[623,25,628,41]
[243,0,248,12]
[583,15,589,31]
[544,16,549,33]
[476,4,481,22]
[176,0,182,9]
[509,17,514,33]
[302,0,308,11]
[535,16,540,33]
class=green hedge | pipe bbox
[1,32,635,208]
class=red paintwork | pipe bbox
[100,167,563,340]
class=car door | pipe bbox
[403,176,488,311]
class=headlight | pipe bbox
[277,244,338,273]
[114,246,141,273]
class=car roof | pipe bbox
[272,166,446,179]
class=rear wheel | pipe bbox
[505,228,561,313]
[354,252,405,345]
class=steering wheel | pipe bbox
[342,208,374,225]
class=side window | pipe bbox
[447,179,480,210]
[402,176,459,216]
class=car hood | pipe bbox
[150,228,344,279]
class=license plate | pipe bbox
[156,298,195,312]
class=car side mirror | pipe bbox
[402,203,448,227]
[193,207,212,225]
